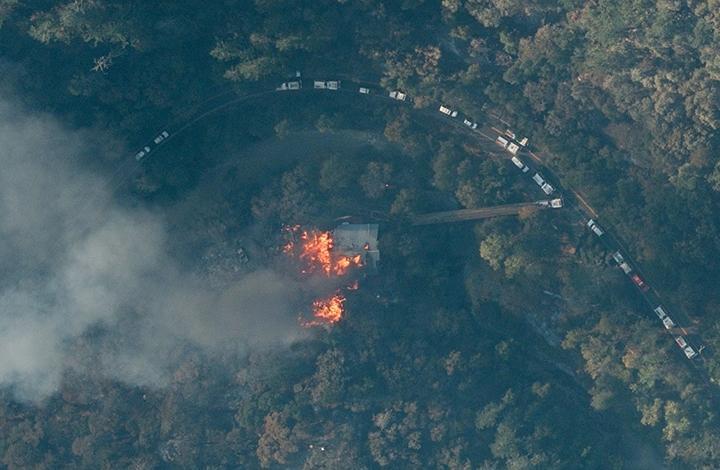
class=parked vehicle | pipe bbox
[612,252,624,264]
[134,146,151,161]
[653,306,667,319]
[505,129,516,139]
[684,346,698,359]
[519,137,529,146]
[153,130,170,144]
[541,182,554,195]
[587,219,604,237]
[631,273,649,291]
[314,80,327,89]
[326,80,340,90]
[463,119,478,129]
[389,90,407,101]
[550,198,563,208]
[507,142,520,155]
[619,262,632,274]
[511,156,525,170]
[439,105,458,117]
[359,87,370,94]
[496,136,509,148]
[277,81,301,91]
[663,316,676,329]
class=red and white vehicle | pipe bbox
[631,273,649,292]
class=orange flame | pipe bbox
[284,227,363,277]
[302,293,345,326]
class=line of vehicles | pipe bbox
[589,220,698,359]
[495,131,558,196]
[135,130,170,161]
[135,74,703,364]
[488,117,701,362]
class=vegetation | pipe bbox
[1,0,720,468]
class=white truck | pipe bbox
[135,146,151,161]
[653,306,667,319]
[277,81,301,91]
[663,316,676,330]
[359,87,370,94]
[507,142,520,155]
[532,173,554,195]
[389,90,407,101]
[153,130,170,144]
[314,80,338,89]
[519,137,529,146]
[439,105,458,117]
[463,118,478,129]
[587,219,604,237]
[496,136,509,148]
[510,156,529,173]
[541,182,555,195]
[612,251,632,273]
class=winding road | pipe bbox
[122,73,714,390]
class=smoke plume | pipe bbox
[0,92,305,401]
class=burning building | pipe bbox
[283,222,380,326]
[331,223,380,271]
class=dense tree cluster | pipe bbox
[1,0,719,468]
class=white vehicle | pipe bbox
[326,80,340,90]
[532,173,545,186]
[587,219,604,237]
[389,90,407,101]
[612,252,624,264]
[314,80,327,89]
[505,129,516,139]
[510,156,530,173]
[619,262,632,274]
[519,137,529,146]
[541,183,555,195]
[550,198,563,208]
[507,142,520,155]
[653,306,667,319]
[675,336,688,348]
[153,130,170,144]
[134,146,151,161]
[684,346,698,359]
[359,87,370,94]
[663,316,676,330]
[277,81,301,91]
[439,105,458,117]
[463,119,478,129]
[496,136,509,148]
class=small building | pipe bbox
[332,223,380,270]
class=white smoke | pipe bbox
[0,91,305,401]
